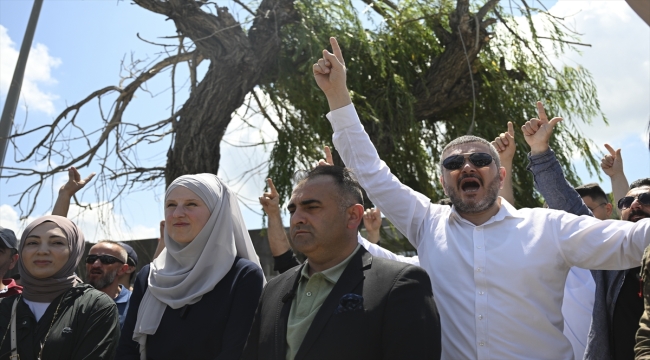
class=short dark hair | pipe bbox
[575,183,609,204]
[0,241,18,256]
[294,166,364,210]
[630,178,650,190]
[440,136,501,170]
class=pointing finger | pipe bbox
[82,172,96,185]
[604,143,616,156]
[330,37,344,65]
[324,146,334,165]
[536,101,548,122]
[266,178,278,196]
[507,121,515,137]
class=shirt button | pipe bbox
[479,341,485,346]
[306,292,312,297]
[476,245,482,249]
[479,291,485,295]
[478,315,483,320]
[476,268,482,272]
[476,227,483,231]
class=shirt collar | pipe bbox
[114,284,131,303]
[448,197,524,226]
[301,244,361,284]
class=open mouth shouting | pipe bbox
[459,175,483,194]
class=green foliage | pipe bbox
[261,0,606,209]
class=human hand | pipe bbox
[259,178,281,215]
[363,208,382,244]
[313,37,351,110]
[317,146,335,167]
[59,167,95,197]
[492,121,516,164]
[521,101,563,155]
[601,143,624,178]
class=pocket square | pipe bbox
[335,293,364,314]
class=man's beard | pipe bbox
[627,209,650,223]
[88,269,118,290]
[446,174,501,214]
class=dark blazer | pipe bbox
[241,247,441,360]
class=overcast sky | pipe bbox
[1,0,648,241]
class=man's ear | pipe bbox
[499,166,506,188]
[440,175,448,196]
[125,265,136,274]
[8,254,19,270]
[117,263,129,277]
[347,204,365,230]
[605,203,613,218]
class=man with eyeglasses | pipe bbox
[312,37,650,359]
[85,240,132,328]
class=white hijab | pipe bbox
[133,174,264,359]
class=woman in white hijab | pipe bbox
[116,174,265,360]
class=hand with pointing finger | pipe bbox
[259,178,281,216]
[317,146,335,167]
[492,121,516,164]
[522,101,563,155]
[313,37,352,111]
[601,143,624,178]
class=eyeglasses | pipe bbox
[442,153,494,170]
[588,203,608,212]
[617,192,650,210]
[85,254,125,265]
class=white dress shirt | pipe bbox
[563,267,596,360]
[328,104,650,360]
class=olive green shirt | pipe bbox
[285,245,360,360]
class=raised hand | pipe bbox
[60,166,95,197]
[492,121,516,164]
[601,143,624,177]
[317,146,335,167]
[521,101,563,155]
[363,207,382,244]
[313,37,352,110]
[259,178,281,216]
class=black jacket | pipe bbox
[242,247,441,360]
[117,257,264,360]
[0,284,120,360]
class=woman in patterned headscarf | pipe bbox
[0,215,120,359]
[117,174,265,360]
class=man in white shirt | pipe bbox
[311,37,650,360]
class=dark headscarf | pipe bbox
[17,215,85,302]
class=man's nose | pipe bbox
[630,198,644,210]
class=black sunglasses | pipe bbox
[86,254,125,265]
[442,153,494,171]
[618,193,650,210]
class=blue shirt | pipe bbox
[114,284,132,328]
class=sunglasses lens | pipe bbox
[442,155,465,170]
[86,255,97,264]
[618,197,634,210]
[470,153,493,167]
[639,193,650,205]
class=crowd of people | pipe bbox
[0,36,648,360]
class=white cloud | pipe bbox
[0,202,157,243]
[0,25,61,115]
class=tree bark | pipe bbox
[134,0,297,186]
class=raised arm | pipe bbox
[363,207,382,244]
[259,178,299,273]
[492,122,516,205]
[523,102,591,216]
[52,167,95,217]
[313,37,435,248]
[601,143,629,215]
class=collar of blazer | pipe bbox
[278,247,372,360]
